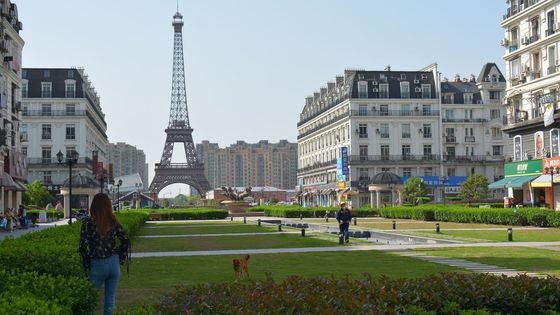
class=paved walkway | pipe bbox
[138,231,306,238]
[0,219,69,241]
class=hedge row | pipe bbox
[249,205,378,218]
[26,209,64,220]
[134,208,228,220]
[0,212,148,314]
[151,273,560,314]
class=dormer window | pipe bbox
[357,81,368,98]
[463,93,473,104]
[491,74,498,84]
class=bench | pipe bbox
[148,213,162,221]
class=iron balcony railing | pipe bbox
[297,159,337,173]
[442,118,488,123]
[349,154,440,162]
[27,157,93,165]
[503,0,542,20]
[297,111,349,139]
[22,110,87,117]
[349,109,439,117]
[443,155,505,162]
[297,93,350,127]
[465,136,476,142]
[445,136,457,143]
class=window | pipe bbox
[380,145,390,160]
[463,93,473,104]
[22,82,27,98]
[380,123,389,138]
[41,104,51,116]
[43,70,50,78]
[447,168,456,177]
[380,104,389,116]
[22,146,27,156]
[66,104,76,115]
[464,109,473,119]
[402,167,412,177]
[423,145,432,158]
[402,124,411,138]
[421,84,431,99]
[400,82,410,98]
[66,124,76,140]
[491,127,502,138]
[551,129,560,157]
[358,105,367,116]
[359,145,368,160]
[401,104,411,115]
[68,70,74,78]
[492,145,503,156]
[490,91,500,100]
[41,124,51,140]
[41,147,51,163]
[379,84,389,98]
[359,168,369,181]
[402,145,411,159]
[66,147,76,159]
[443,93,454,104]
[445,109,454,119]
[43,171,52,184]
[400,74,407,80]
[548,45,557,75]
[358,81,368,98]
[41,82,52,98]
[65,83,76,98]
[422,104,431,116]
[381,167,391,172]
[424,167,433,176]
[490,109,500,119]
[511,58,520,78]
[446,146,456,158]
[423,124,432,138]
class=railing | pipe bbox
[349,154,440,162]
[443,155,505,162]
[445,136,456,143]
[465,136,476,142]
[548,66,557,75]
[297,93,350,126]
[27,157,93,165]
[349,110,440,117]
[297,159,337,173]
[358,133,368,138]
[155,162,204,169]
[442,118,488,123]
[297,111,349,139]
[22,110,87,117]
[528,34,539,45]
[503,0,542,20]
[423,133,432,138]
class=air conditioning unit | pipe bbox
[413,79,420,84]
[421,74,428,80]
[371,80,378,85]
[517,111,528,120]
[372,88,379,92]
[555,22,560,31]
[20,132,27,142]
[414,87,422,92]
[521,36,529,45]
[500,38,509,46]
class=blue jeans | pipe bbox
[89,255,120,315]
[339,223,349,241]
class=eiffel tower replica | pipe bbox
[149,10,211,196]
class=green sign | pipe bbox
[504,160,542,177]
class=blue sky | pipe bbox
[18,0,506,195]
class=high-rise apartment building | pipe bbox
[197,140,297,190]
[22,68,108,196]
[106,142,148,189]
[0,0,25,214]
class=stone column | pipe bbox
[370,190,374,208]
[398,190,403,205]
[376,190,381,208]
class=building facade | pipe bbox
[496,0,560,208]
[0,0,25,214]
[106,142,148,190]
[21,68,108,198]
[297,64,507,208]
[197,140,297,190]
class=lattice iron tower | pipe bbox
[149,10,211,196]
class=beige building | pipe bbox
[197,140,297,190]
[106,142,148,189]
[0,1,25,214]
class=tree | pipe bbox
[174,194,187,207]
[22,180,54,208]
[403,177,427,205]
[160,199,170,208]
[460,174,489,201]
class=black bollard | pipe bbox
[508,228,513,241]
[392,220,396,230]
[436,223,440,233]
[301,228,305,237]
[243,216,246,224]
[230,216,233,222]
[258,219,261,227]
[278,224,282,232]
[325,216,329,222]
[354,217,357,226]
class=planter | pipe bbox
[224,201,250,215]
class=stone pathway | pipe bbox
[0,219,69,241]
[138,231,306,238]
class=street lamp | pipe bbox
[440,176,448,206]
[545,166,560,210]
[57,150,79,225]
[116,179,123,212]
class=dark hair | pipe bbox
[90,193,120,236]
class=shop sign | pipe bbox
[504,160,542,177]
[337,147,348,176]
[543,157,560,172]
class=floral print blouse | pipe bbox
[79,217,129,270]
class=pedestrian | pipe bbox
[79,193,129,315]
[18,205,27,228]
[336,202,352,243]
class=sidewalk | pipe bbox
[0,219,69,241]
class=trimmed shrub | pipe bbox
[250,205,378,218]
[136,208,228,220]
[27,209,64,220]
[155,273,560,314]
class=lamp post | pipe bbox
[545,166,560,210]
[440,176,447,206]
[57,150,79,225]
[116,179,122,212]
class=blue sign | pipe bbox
[400,176,468,187]
[340,147,348,175]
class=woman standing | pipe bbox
[79,193,129,315]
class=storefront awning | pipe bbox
[530,174,560,188]
[489,175,539,189]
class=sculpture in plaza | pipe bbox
[221,186,252,201]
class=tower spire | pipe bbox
[169,9,189,128]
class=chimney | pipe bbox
[442,77,449,83]
[384,65,391,71]
[470,74,476,82]
[305,96,313,106]
[327,82,335,92]
[320,87,327,98]
[313,92,320,103]
[454,74,461,82]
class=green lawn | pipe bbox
[305,218,514,230]
[402,228,560,242]
[117,251,465,307]
[420,246,560,276]
[138,224,277,236]
[133,233,343,252]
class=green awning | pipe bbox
[489,175,539,189]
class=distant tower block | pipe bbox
[149,9,211,196]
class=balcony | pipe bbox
[297,111,349,139]
[548,65,557,75]
[442,118,488,123]
[349,109,439,118]
[297,159,337,173]
[443,155,505,163]
[358,133,368,138]
[27,157,93,167]
[349,154,440,163]
[465,136,476,143]
[22,110,87,117]
[503,0,542,21]
[445,136,457,143]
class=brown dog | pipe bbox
[233,254,250,280]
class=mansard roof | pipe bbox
[477,63,506,83]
